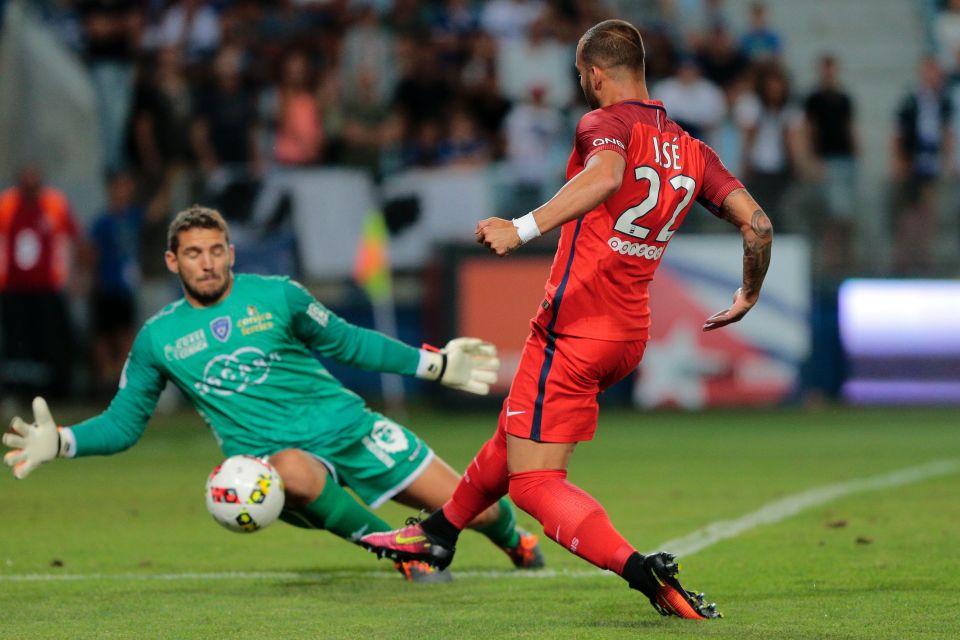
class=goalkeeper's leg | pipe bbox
[271,449,391,542]
[271,449,454,582]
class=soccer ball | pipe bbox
[205,455,285,533]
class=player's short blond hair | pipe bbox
[580,19,645,75]
[167,205,231,253]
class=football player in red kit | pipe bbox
[361,19,772,620]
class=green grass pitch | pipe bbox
[2,404,958,639]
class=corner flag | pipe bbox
[353,211,392,303]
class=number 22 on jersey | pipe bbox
[614,136,697,243]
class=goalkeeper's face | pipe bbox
[165,228,235,306]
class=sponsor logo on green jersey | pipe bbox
[238,305,274,336]
[307,303,329,328]
[195,346,281,396]
[164,329,209,361]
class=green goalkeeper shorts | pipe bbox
[303,411,434,509]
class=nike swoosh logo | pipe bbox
[396,535,427,544]
[506,410,526,417]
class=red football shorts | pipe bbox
[501,322,646,443]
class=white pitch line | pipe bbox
[655,458,960,557]
[2,459,957,584]
[0,568,605,583]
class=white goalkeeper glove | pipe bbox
[3,397,69,479]
[417,337,500,395]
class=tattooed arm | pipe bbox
[702,188,774,332]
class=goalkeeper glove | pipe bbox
[417,337,500,395]
[3,397,69,479]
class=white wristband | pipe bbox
[416,349,446,381]
[512,213,541,244]
[59,427,76,458]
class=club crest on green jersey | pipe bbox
[210,316,232,342]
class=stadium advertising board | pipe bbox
[840,279,960,404]
[449,235,810,408]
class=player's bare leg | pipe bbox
[269,449,328,507]
[504,435,575,472]
[395,456,545,569]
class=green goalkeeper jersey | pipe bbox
[68,274,422,458]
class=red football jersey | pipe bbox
[532,99,743,341]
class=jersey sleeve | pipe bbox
[695,141,745,217]
[66,325,166,457]
[284,279,420,375]
[575,109,632,164]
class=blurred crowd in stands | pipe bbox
[1,0,959,401]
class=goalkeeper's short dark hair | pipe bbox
[168,205,231,253]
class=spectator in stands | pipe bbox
[191,45,262,184]
[804,54,858,272]
[78,0,143,173]
[480,0,545,45]
[430,0,480,72]
[400,118,446,168]
[736,63,803,230]
[460,31,511,152]
[441,109,491,166]
[496,14,574,109]
[269,49,324,166]
[146,0,221,64]
[695,20,749,90]
[740,2,782,62]
[892,56,953,274]
[131,46,197,192]
[393,38,454,127]
[387,0,428,36]
[340,68,392,175]
[602,0,670,33]
[244,0,317,73]
[935,0,960,73]
[340,4,395,107]
[503,85,564,213]
[673,0,729,52]
[640,23,680,84]
[946,46,960,182]
[0,166,78,400]
[654,55,726,145]
[88,171,144,395]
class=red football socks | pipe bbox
[436,425,636,577]
[440,425,510,530]
[508,469,636,574]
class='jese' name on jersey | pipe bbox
[652,136,682,170]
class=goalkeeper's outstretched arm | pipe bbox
[3,326,166,479]
[284,279,500,395]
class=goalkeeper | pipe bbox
[3,205,544,581]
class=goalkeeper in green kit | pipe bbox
[2,205,545,581]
